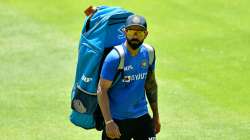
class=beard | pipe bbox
[126,37,144,50]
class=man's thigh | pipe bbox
[133,114,156,140]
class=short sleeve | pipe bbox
[149,50,156,71]
[101,49,120,81]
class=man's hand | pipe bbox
[153,116,161,134]
[105,121,121,139]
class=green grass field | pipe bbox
[1,0,250,140]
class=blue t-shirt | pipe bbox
[101,43,155,120]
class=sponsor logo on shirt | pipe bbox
[124,65,134,71]
[122,72,147,83]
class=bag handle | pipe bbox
[84,6,97,32]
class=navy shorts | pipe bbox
[102,114,156,140]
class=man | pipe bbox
[97,15,160,140]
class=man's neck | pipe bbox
[125,41,140,56]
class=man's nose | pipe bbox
[131,34,140,39]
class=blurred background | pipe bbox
[0,0,250,139]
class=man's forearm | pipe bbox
[97,89,113,122]
[145,71,159,117]
[146,86,159,117]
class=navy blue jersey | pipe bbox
[101,43,155,120]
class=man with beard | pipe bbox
[97,15,161,140]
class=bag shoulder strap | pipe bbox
[143,43,155,66]
[111,45,125,86]
[113,45,125,70]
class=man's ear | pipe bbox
[144,31,148,39]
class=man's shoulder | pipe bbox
[142,43,154,50]
[142,43,155,66]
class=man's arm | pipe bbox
[145,70,158,117]
[97,78,113,122]
[145,70,161,134]
[97,78,121,139]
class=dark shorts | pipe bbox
[102,114,156,140]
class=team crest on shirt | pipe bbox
[141,59,147,69]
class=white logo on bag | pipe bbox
[118,25,125,39]
[81,74,93,83]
